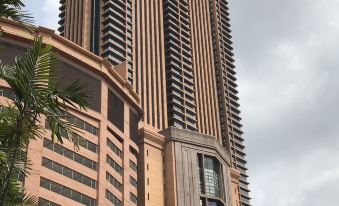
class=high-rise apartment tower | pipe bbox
[209,1,251,205]
[59,0,134,84]
[58,0,251,205]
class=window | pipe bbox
[197,154,223,198]
[106,172,122,191]
[38,197,60,206]
[107,138,122,158]
[105,189,122,206]
[66,113,98,136]
[130,109,139,143]
[40,177,96,206]
[129,176,137,188]
[204,156,221,197]
[0,86,15,100]
[129,160,137,172]
[207,200,223,206]
[129,109,139,142]
[108,90,124,131]
[129,146,138,158]
[107,127,124,143]
[106,155,122,175]
[130,192,137,204]
[43,139,97,170]
[42,157,96,188]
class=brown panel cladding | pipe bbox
[58,0,87,46]
[83,2,92,50]
[189,0,222,140]
[160,127,233,206]
[146,0,151,127]
[134,0,168,130]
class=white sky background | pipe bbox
[23,0,339,205]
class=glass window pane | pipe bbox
[64,149,73,159]
[85,123,93,133]
[75,118,85,129]
[204,156,220,197]
[50,182,61,193]
[72,191,82,202]
[40,177,49,189]
[88,141,97,153]
[83,158,92,169]
[63,167,72,178]
[74,153,83,164]
[53,163,62,174]
[81,195,91,205]
[61,187,72,198]
[53,144,63,155]
[73,172,82,182]
[82,176,91,187]
[43,139,53,150]
[42,157,52,168]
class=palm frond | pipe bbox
[0,0,34,33]
[0,62,15,79]
[21,193,38,206]
[57,79,91,110]
[0,105,17,143]
[3,177,37,206]
[7,37,57,108]
[1,0,25,8]
[0,150,9,171]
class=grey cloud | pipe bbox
[230,0,339,205]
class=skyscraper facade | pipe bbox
[58,0,251,205]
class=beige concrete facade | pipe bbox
[0,19,142,206]
[135,125,242,206]
[160,127,233,206]
[137,126,166,206]
[230,169,241,206]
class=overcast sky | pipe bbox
[23,0,339,205]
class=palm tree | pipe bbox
[0,0,34,33]
[0,37,90,205]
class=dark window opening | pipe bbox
[130,109,139,143]
[108,90,124,132]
